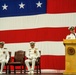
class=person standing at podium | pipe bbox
[66,26,76,39]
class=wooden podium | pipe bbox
[63,39,76,74]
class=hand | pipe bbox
[29,56,33,60]
[6,60,8,63]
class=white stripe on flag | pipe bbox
[0,13,76,30]
[5,41,65,56]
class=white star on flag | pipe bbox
[19,2,25,9]
[36,1,42,8]
[2,4,8,10]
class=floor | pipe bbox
[2,73,63,75]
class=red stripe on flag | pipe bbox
[47,0,76,13]
[0,27,71,43]
[41,55,65,69]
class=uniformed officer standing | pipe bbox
[66,26,76,39]
[0,42,9,74]
[25,41,40,74]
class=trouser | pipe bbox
[25,58,36,71]
[0,60,6,72]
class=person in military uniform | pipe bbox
[0,42,9,74]
[25,41,40,74]
[66,26,76,39]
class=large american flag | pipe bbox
[0,0,76,71]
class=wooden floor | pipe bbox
[1,73,63,75]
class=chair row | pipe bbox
[5,50,41,74]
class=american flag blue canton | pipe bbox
[0,0,46,17]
